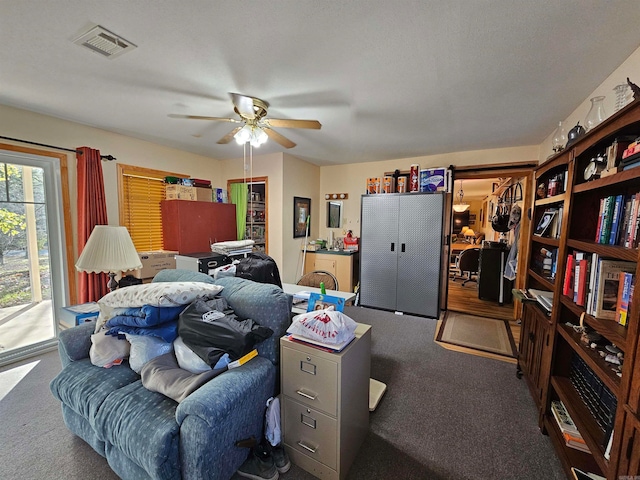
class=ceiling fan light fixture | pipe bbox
[234,125,253,145]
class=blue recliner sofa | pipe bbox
[50,271,292,480]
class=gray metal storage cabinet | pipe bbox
[359,192,445,318]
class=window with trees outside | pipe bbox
[118,164,185,251]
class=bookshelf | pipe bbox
[522,99,640,479]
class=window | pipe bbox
[118,164,185,251]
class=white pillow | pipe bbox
[99,282,223,308]
[125,333,174,374]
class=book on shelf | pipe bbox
[528,288,553,313]
[550,400,591,453]
[563,254,575,298]
[594,260,636,320]
[599,196,615,244]
[608,194,624,245]
[586,253,599,316]
[616,272,634,326]
[570,468,605,480]
[624,192,640,247]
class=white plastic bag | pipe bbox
[125,333,173,374]
[90,331,130,368]
[287,308,357,345]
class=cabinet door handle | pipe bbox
[297,441,318,453]
[296,390,317,401]
[626,431,635,460]
[391,242,395,252]
[401,243,406,252]
[529,332,535,342]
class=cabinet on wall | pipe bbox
[280,323,371,480]
[160,200,236,254]
[359,192,447,318]
[523,100,640,479]
[303,251,359,293]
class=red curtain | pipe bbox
[77,147,108,302]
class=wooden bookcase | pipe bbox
[522,99,640,479]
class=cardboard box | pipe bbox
[59,303,99,329]
[134,250,178,279]
[382,176,395,193]
[165,185,212,202]
[366,177,382,194]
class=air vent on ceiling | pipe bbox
[73,25,136,59]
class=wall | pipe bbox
[318,145,539,241]
[0,104,224,262]
[539,44,640,159]
[283,153,321,283]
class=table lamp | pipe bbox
[75,225,142,292]
[464,228,476,243]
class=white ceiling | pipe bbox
[2,1,640,166]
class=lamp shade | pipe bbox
[75,226,142,274]
[464,228,476,237]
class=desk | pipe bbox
[282,283,356,314]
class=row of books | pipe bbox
[533,206,564,239]
[594,192,640,247]
[551,400,590,453]
[563,251,635,324]
[531,246,558,280]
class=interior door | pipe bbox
[396,193,444,317]
[360,195,399,310]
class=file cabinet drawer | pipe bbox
[283,397,337,469]
[281,345,338,415]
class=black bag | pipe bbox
[235,252,283,288]
[178,299,273,366]
[491,188,512,233]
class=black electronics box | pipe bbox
[175,253,232,276]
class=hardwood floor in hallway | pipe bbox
[446,276,521,347]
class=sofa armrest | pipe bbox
[57,322,94,367]
[176,356,276,480]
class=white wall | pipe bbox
[539,44,640,159]
[283,153,321,283]
[318,145,539,241]
[0,104,224,262]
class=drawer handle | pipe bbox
[296,389,317,400]
[297,441,318,454]
[300,361,317,375]
[301,413,317,429]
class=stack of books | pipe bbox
[551,400,590,453]
[528,288,553,314]
[594,192,640,247]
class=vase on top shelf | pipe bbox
[584,96,607,131]
[613,84,632,112]
[551,121,567,153]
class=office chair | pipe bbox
[297,270,339,291]
[455,247,481,286]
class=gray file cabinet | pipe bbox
[280,324,371,480]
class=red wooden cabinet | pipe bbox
[161,200,236,254]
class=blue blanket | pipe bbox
[104,305,184,343]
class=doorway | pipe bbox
[445,163,535,349]
[0,148,70,366]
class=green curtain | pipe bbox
[230,183,248,240]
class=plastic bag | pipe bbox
[124,333,174,374]
[90,331,130,368]
[287,308,357,345]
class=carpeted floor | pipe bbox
[1,306,565,480]
[437,311,517,358]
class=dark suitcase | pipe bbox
[235,252,282,288]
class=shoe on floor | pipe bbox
[271,445,291,474]
[237,448,279,480]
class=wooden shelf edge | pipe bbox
[535,193,568,207]
[531,236,561,247]
[528,269,555,290]
[550,376,610,475]
[556,324,622,395]
[558,295,628,351]
[566,239,639,262]
[573,165,640,193]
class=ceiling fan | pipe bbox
[169,93,321,149]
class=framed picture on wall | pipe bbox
[293,196,311,238]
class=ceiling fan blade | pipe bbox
[168,114,240,123]
[263,118,321,130]
[230,93,256,119]
[264,128,296,149]
[217,126,243,144]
